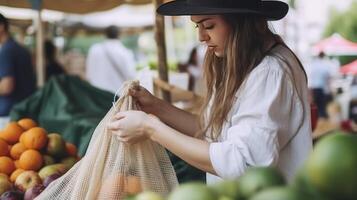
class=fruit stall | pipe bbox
[0,118,80,199]
[1,123,356,199]
[1,1,357,200]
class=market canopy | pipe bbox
[0,5,64,22]
[0,0,151,14]
[340,60,357,75]
[62,4,154,28]
[312,34,357,56]
[0,2,155,28]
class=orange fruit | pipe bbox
[0,139,9,157]
[17,118,38,130]
[97,174,126,199]
[19,133,25,144]
[65,142,78,157]
[19,149,43,171]
[10,168,25,182]
[22,127,48,150]
[14,160,20,169]
[0,122,24,144]
[0,156,16,176]
[10,143,27,160]
[126,175,142,195]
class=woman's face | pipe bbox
[191,15,232,57]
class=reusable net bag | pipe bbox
[36,80,178,200]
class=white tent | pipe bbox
[0,5,64,22]
[63,4,154,28]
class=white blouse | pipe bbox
[207,45,313,184]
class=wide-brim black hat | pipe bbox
[157,0,289,21]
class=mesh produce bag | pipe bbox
[36,81,178,200]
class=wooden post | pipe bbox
[154,0,171,102]
[30,0,45,87]
[35,9,45,87]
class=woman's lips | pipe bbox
[208,46,216,50]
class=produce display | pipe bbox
[0,118,80,200]
[124,131,357,200]
[1,116,356,200]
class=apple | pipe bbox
[43,173,61,187]
[24,184,45,200]
[61,157,77,169]
[0,176,12,196]
[0,174,8,181]
[46,134,66,158]
[136,191,164,200]
[14,171,42,192]
[42,155,55,166]
[0,190,24,200]
[38,164,67,180]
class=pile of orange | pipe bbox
[97,174,143,199]
[0,118,79,185]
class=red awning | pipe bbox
[313,34,357,56]
[340,60,357,75]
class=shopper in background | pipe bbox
[306,51,331,119]
[86,26,136,93]
[44,39,66,81]
[0,13,36,128]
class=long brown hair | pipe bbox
[197,15,277,140]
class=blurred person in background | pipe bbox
[0,13,36,128]
[178,44,206,95]
[86,25,136,93]
[109,0,312,183]
[178,46,200,91]
[44,39,66,81]
[306,51,331,119]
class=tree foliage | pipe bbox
[324,1,357,42]
[324,1,357,65]
[288,0,296,9]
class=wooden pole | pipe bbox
[29,0,45,87]
[35,9,45,87]
[154,0,171,102]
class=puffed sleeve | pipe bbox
[209,58,301,179]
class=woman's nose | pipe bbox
[198,29,209,42]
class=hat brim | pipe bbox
[157,0,289,21]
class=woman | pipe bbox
[108,0,312,183]
[44,40,66,81]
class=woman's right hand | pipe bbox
[129,86,161,114]
[130,86,200,136]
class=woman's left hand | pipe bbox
[107,110,153,144]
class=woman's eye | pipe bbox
[194,24,199,28]
[204,25,214,30]
[202,23,214,29]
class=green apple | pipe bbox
[46,133,67,158]
[42,155,55,166]
[38,164,67,180]
[0,177,12,196]
[61,157,77,169]
[0,173,8,181]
